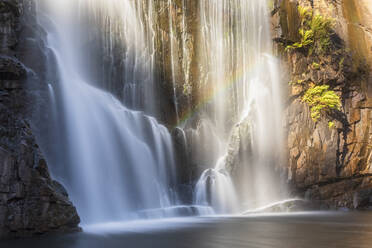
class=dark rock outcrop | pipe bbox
[0,0,80,238]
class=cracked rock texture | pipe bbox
[272,0,372,209]
[0,0,80,238]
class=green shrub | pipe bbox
[286,6,334,55]
[310,13,333,54]
[328,121,335,129]
[302,85,341,122]
[285,28,313,51]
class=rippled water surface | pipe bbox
[3,212,372,248]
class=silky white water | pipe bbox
[194,0,286,213]
[37,0,181,224]
[195,156,239,213]
[35,0,286,223]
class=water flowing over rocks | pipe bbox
[224,118,254,178]
[0,0,372,239]
[0,0,79,238]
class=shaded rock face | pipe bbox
[272,0,372,209]
[152,0,200,126]
[0,0,80,238]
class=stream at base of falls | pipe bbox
[3,212,372,248]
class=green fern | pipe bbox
[286,28,313,51]
[286,6,333,55]
[298,6,312,24]
[302,85,341,122]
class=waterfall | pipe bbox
[34,0,286,223]
[37,0,180,224]
[80,0,157,116]
[193,0,285,213]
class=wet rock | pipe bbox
[172,127,190,184]
[243,199,318,214]
[0,0,80,238]
[0,55,26,82]
[225,117,253,177]
[353,189,372,209]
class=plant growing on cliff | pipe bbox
[328,121,335,129]
[289,79,305,85]
[286,6,334,55]
[312,62,320,70]
[302,85,341,122]
[285,28,314,51]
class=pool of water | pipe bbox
[2,212,372,248]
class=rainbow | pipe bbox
[174,59,267,128]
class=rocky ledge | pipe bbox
[0,0,80,238]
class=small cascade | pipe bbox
[192,0,286,213]
[186,118,225,169]
[79,0,157,116]
[47,84,55,105]
[195,156,238,214]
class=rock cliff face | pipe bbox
[0,0,80,238]
[272,0,372,209]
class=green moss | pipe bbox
[338,57,345,69]
[289,79,305,85]
[302,85,341,122]
[328,121,335,129]
[286,6,334,55]
[312,62,320,70]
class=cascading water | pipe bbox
[37,0,181,224]
[35,0,286,224]
[80,0,158,116]
[193,0,286,213]
[195,157,239,213]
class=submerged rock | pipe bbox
[137,205,214,218]
[242,199,318,214]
